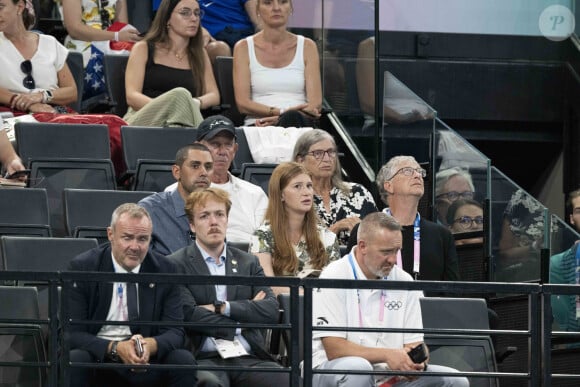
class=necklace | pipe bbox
[174,51,186,62]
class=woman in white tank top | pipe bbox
[232,0,322,127]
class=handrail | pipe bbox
[1,271,579,386]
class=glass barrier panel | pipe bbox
[380,70,436,166]
[490,167,549,282]
[433,119,490,226]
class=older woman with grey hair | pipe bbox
[435,167,475,226]
[293,129,377,245]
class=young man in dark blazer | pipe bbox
[168,187,288,387]
[66,203,197,387]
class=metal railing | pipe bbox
[1,271,579,386]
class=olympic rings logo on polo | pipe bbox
[384,301,403,310]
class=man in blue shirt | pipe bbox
[139,143,213,256]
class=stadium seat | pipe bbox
[15,122,116,236]
[214,56,245,126]
[64,189,154,242]
[0,286,46,387]
[103,54,129,117]
[65,51,84,113]
[0,236,98,322]
[240,163,278,195]
[0,188,51,238]
[231,128,254,176]
[420,297,498,387]
[120,126,196,187]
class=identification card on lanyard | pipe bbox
[348,253,387,326]
[384,209,421,279]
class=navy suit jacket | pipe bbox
[66,244,186,362]
[167,244,279,359]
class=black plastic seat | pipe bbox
[64,189,154,241]
[0,236,98,328]
[132,160,175,192]
[120,126,197,187]
[214,56,245,126]
[240,163,278,195]
[231,128,254,176]
[0,286,45,387]
[420,297,498,387]
[0,188,51,238]
[65,51,84,113]
[103,54,129,117]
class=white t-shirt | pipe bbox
[0,32,68,94]
[244,35,307,126]
[312,250,424,368]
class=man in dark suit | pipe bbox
[168,187,288,387]
[66,203,197,387]
[347,155,459,283]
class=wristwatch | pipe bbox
[214,300,225,314]
[108,340,120,362]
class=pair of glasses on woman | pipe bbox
[21,60,35,90]
[175,8,205,19]
[306,149,337,161]
[453,216,484,230]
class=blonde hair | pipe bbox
[265,162,327,276]
[184,187,232,223]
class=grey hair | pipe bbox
[375,155,418,204]
[110,203,151,230]
[292,129,349,193]
[358,212,402,242]
[435,167,475,197]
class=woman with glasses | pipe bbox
[232,0,322,127]
[123,0,219,128]
[435,166,476,226]
[251,162,340,294]
[446,198,484,246]
[1,0,77,114]
[293,129,377,245]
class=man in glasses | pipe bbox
[347,156,459,284]
[434,167,476,226]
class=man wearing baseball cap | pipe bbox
[196,115,268,243]
[166,115,268,245]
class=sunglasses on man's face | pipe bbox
[20,60,35,90]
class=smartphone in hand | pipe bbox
[4,169,30,179]
[408,343,428,364]
[135,337,144,357]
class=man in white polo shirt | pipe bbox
[312,212,469,387]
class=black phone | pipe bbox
[4,169,30,179]
[408,343,428,364]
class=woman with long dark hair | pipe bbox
[123,0,219,127]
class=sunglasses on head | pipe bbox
[20,60,35,90]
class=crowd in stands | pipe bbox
[2,0,579,386]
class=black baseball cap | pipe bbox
[197,115,236,141]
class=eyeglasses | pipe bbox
[436,191,475,201]
[175,8,204,19]
[389,166,426,179]
[100,0,111,29]
[305,149,337,160]
[453,215,484,230]
[20,60,35,90]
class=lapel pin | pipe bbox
[149,283,155,288]
[232,268,238,273]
